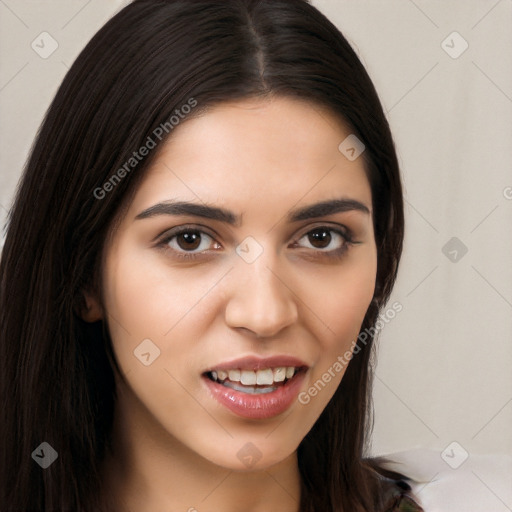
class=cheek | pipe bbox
[332,269,375,343]
[304,250,377,346]
[101,241,214,359]
[299,248,376,396]
[100,243,219,421]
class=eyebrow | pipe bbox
[134,197,370,225]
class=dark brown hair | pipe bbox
[0,1,404,510]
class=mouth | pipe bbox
[204,366,307,395]
[201,356,309,419]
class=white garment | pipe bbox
[379,448,512,512]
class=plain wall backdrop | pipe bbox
[0,0,511,462]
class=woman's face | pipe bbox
[95,96,377,471]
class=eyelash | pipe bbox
[156,224,358,262]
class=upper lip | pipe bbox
[204,355,309,373]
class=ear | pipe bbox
[79,289,104,322]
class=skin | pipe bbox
[83,96,377,512]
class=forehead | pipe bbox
[127,96,372,220]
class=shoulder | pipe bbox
[371,448,512,512]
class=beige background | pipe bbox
[1,0,511,466]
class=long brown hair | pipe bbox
[0,1,404,510]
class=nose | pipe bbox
[224,251,298,338]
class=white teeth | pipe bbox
[223,381,277,394]
[273,367,286,382]
[228,369,241,382]
[256,368,274,385]
[240,370,257,385]
[210,366,300,386]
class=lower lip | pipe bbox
[203,371,307,420]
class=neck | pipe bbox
[99,380,301,512]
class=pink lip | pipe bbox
[202,370,307,419]
[204,355,309,372]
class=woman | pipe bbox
[0,1,423,510]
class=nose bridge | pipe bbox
[224,237,298,337]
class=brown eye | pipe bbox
[307,228,332,249]
[159,226,219,259]
[175,231,202,251]
[292,225,358,261]
[296,226,349,252]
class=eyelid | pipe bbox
[293,222,354,243]
[156,224,219,244]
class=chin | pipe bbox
[198,438,297,472]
